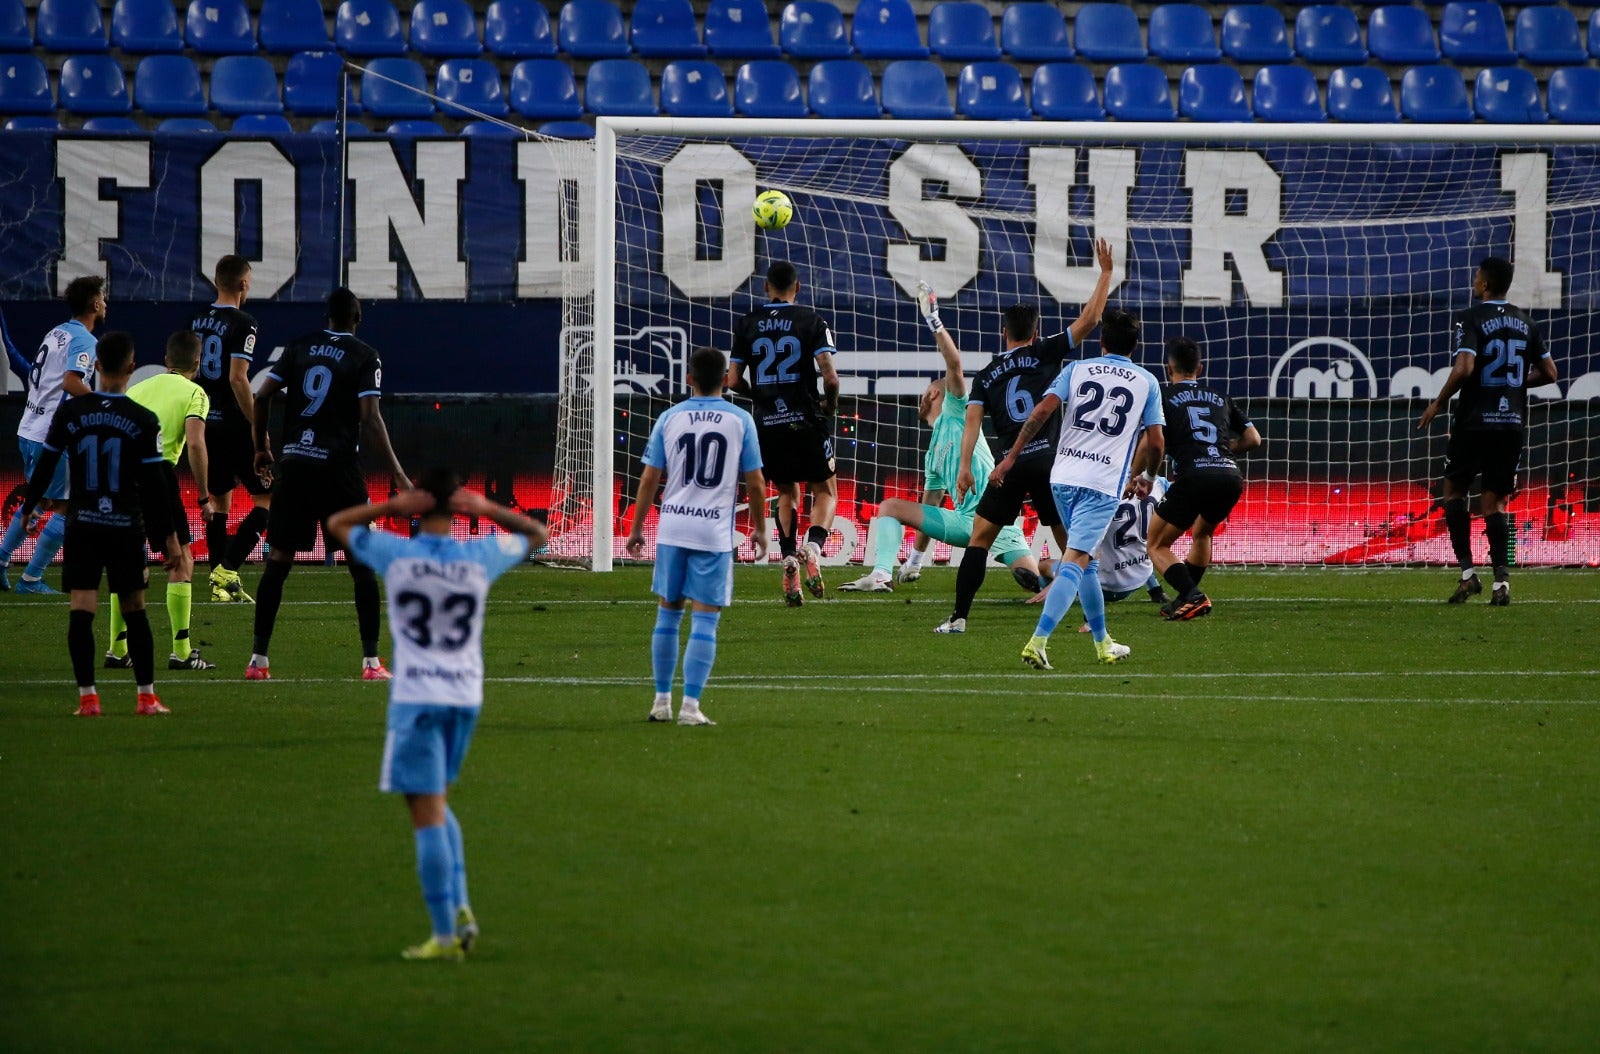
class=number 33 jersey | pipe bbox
[1044,354,1164,497]
[265,329,382,466]
[347,527,531,707]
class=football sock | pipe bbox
[1079,562,1108,642]
[1033,562,1083,639]
[805,524,828,550]
[205,512,229,570]
[68,609,96,689]
[1144,571,1161,591]
[22,513,65,579]
[1484,512,1510,571]
[1186,563,1206,586]
[0,507,27,563]
[123,607,156,687]
[651,606,684,693]
[1163,562,1198,597]
[951,545,989,620]
[350,562,381,658]
[444,807,470,913]
[872,515,903,578]
[109,595,128,658]
[224,507,269,570]
[683,610,721,699]
[167,581,192,657]
[414,822,457,941]
[776,509,797,559]
[1443,497,1473,570]
[252,560,291,655]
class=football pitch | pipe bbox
[3,565,1598,1053]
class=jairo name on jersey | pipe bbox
[686,411,725,424]
[662,503,721,519]
[403,560,472,583]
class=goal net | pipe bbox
[551,120,1600,570]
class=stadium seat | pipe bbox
[1252,64,1323,122]
[0,0,29,51]
[1074,4,1145,63]
[311,118,374,135]
[1399,65,1471,123]
[1593,12,1600,61]
[1547,68,1600,124]
[231,114,294,134]
[36,0,109,52]
[258,0,332,54]
[780,1,849,59]
[956,61,1027,121]
[1031,63,1103,121]
[387,119,448,138]
[158,117,220,133]
[539,120,593,138]
[484,0,555,58]
[59,55,131,115]
[1439,2,1514,66]
[6,117,64,130]
[84,116,143,132]
[852,0,927,60]
[0,55,54,114]
[881,60,953,119]
[928,2,1000,62]
[460,119,521,138]
[660,59,733,117]
[209,55,284,115]
[361,57,433,117]
[1366,5,1440,64]
[735,60,808,117]
[1326,67,1397,123]
[558,0,629,58]
[336,0,406,56]
[1000,4,1072,63]
[285,50,359,115]
[1220,5,1291,64]
[1473,67,1545,124]
[509,58,581,119]
[1294,6,1366,64]
[631,0,704,58]
[112,0,183,53]
[1514,6,1584,65]
[186,0,256,55]
[807,59,880,117]
[583,58,657,116]
[134,55,206,116]
[704,0,781,58]
[1179,65,1249,122]
[1149,4,1221,63]
[411,0,482,58]
[1103,63,1174,121]
[436,58,507,118]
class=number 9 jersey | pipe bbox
[265,329,382,465]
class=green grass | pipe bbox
[3,565,1599,1053]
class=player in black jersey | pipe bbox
[246,288,412,680]
[728,261,840,606]
[936,238,1115,634]
[1417,256,1558,606]
[1145,337,1261,621]
[191,255,268,604]
[17,333,180,716]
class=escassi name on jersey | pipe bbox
[403,560,474,584]
[1085,363,1139,382]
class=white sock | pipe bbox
[363,656,382,669]
[905,550,924,570]
[1461,568,1476,580]
[79,686,96,699]
[654,691,672,707]
[249,653,269,668]
[681,696,701,714]
[137,683,154,694]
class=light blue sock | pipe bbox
[1034,562,1083,639]
[872,515,903,577]
[414,823,456,940]
[1080,561,1108,642]
[22,513,65,579]
[0,507,26,563]
[651,606,684,694]
[444,807,469,912]
[1144,571,1161,591]
[683,610,721,699]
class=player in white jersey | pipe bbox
[627,347,769,726]
[328,467,548,962]
[993,309,1165,670]
[0,276,106,594]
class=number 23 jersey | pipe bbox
[1044,354,1163,496]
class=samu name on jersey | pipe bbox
[642,396,763,553]
[19,320,97,444]
[42,393,166,530]
[1162,381,1252,478]
[1045,355,1163,496]
[190,305,259,426]
[968,332,1076,467]
[267,330,382,465]
[1095,478,1166,594]
[1449,300,1551,431]
[729,302,837,429]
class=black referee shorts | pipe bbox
[267,460,370,554]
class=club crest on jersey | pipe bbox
[98,496,113,514]
[300,429,315,446]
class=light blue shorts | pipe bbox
[1051,484,1122,555]
[652,543,733,607]
[380,703,480,795]
[20,437,69,501]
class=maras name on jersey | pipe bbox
[191,315,234,336]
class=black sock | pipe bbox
[68,609,96,689]
[252,559,292,655]
[777,510,797,559]
[205,513,229,569]
[224,507,270,570]
[1186,562,1205,586]
[805,525,828,550]
[951,546,989,621]
[123,608,155,687]
[1443,498,1473,570]
[1484,512,1510,572]
[1164,562,1198,597]
[351,562,380,658]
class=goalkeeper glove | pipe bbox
[916,280,943,333]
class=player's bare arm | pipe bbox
[725,360,750,395]
[1528,351,1560,389]
[228,355,256,421]
[62,369,92,398]
[1124,426,1167,498]
[817,351,840,416]
[252,373,283,477]
[1066,238,1117,347]
[625,465,665,559]
[1417,351,1475,429]
[1231,423,1263,455]
[183,415,212,513]
[743,468,770,561]
[955,402,985,500]
[359,394,412,490]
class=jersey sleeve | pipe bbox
[1450,311,1479,357]
[187,383,210,421]
[68,330,96,377]
[737,411,762,473]
[1139,379,1165,428]
[346,525,405,575]
[265,342,292,384]
[728,315,751,364]
[235,319,260,363]
[1045,361,1077,402]
[475,533,532,582]
[810,314,838,357]
[1227,398,1251,438]
[642,414,668,470]
[1036,330,1076,364]
[358,352,381,399]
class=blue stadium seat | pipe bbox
[1514,6,1584,65]
[1220,5,1291,64]
[0,55,53,114]
[1074,4,1145,63]
[437,58,507,118]
[1547,68,1600,124]
[186,1,255,55]
[361,57,433,117]
[112,0,183,53]
[661,60,733,116]
[1294,6,1365,64]
[928,2,1000,62]
[1439,2,1514,66]
[807,59,880,117]
[387,119,448,138]
[1473,67,1545,124]
[1103,63,1174,121]
[285,51,359,115]
[460,120,522,138]
[1593,12,1600,61]
[1326,67,1397,123]
[1252,64,1323,122]
[231,114,294,134]
[1001,4,1072,63]
[1367,5,1440,64]
[881,60,953,119]
[210,55,284,115]
[7,117,64,130]
[59,55,130,114]
[780,1,849,59]
[705,0,781,58]
[852,0,927,60]
[36,0,109,52]
[134,55,206,116]
[158,117,220,133]
[259,0,332,54]
[485,0,556,58]
[1178,65,1248,122]
[735,60,808,117]
[85,116,144,132]
[558,0,629,58]
[956,61,1027,120]
[336,0,405,56]
[539,120,593,138]
[0,0,30,51]
[1400,65,1471,123]
[509,58,581,119]
[631,0,704,58]
[1031,63,1102,120]
[584,58,657,115]
[311,118,374,135]
[1149,4,1221,63]
[411,0,482,58]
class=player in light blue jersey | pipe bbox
[627,347,769,726]
[328,467,548,962]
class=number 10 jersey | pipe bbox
[641,395,763,553]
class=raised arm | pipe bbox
[1066,238,1116,348]
[359,394,411,491]
[327,488,437,549]
[450,489,548,549]
[916,280,965,399]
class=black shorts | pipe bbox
[757,423,836,485]
[1443,429,1523,496]
[975,458,1062,528]
[63,523,150,594]
[1156,472,1245,532]
[206,420,271,497]
[145,463,192,551]
[267,460,370,553]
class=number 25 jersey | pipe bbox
[266,329,382,466]
[1449,300,1551,432]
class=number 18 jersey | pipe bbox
[642,395,763,552]
[1045,354,1163,497]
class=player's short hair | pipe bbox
[1478,256,1514,297]
[213,254,252,293]
[1101,309,1140,356]
[415,466,460,516]
[766,261,798,294]
[689,346,726,395]
[1165,336,1201,375]
[326,286,362,330]
[96,331,136,375]
[1003,304,1039,343]
[65,275,105,317]
[165,330,201,371]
